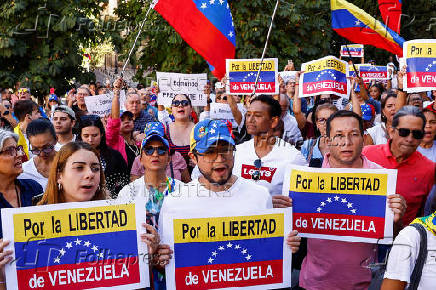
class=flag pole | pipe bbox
[251,0,280,97]
[121,1,156,76]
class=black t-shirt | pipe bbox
[125,142,139,173]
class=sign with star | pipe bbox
[358,64,389,81]
[226,58,279,95]
[403,39,436,93]
[299,55,350,99]
[1,199,149,290]
[340,44,364,58]
[282,165,397,244]
[162,208,292,289]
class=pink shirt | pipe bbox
[363,142,435,225]
[299,154,380,290]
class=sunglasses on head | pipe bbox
[251,159,262,181]
[142,146,168,156]
[395,127,424,139]
[172,100,190,107]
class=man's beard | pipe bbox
[198,164,233,186]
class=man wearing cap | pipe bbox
[155,119,301,266]
[52,105,76,151]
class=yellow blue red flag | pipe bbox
[331,0,405,56]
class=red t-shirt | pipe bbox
[363,142,435,225]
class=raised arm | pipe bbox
[395,66,407,111]
[293,72,306,130]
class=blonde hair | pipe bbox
[39,142,107,205]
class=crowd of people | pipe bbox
[0,59,435,290]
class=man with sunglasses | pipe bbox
[363,106,435,226]
[156,119,301,266]
[233,95,307,205]
[18,119,57,191]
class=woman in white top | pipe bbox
[364,93,397,145]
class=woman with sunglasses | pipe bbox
[158,94,195,169]
[0,129,43,238]
[18,119,57,191]
[77,115,129,198]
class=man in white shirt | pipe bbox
[52,105,76,151]
[233,95,308,204]
[156,119,301,266]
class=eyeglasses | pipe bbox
[171,100,190,107]
[142,146,168,156]
[1,145,24,156]
[394,127,424,139]
[197,147,235,162]
[316,118,328,124]
[30,145,55,156]
[252,159,262,181]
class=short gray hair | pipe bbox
[0,128,18,150]
[392,105,426,130]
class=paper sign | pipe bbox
[300,56,350,98]
[358,64,388,80]
[340,44,364,58]
[348,64,358,78]
[226,58,279,95]
[156,72,208,107]
[404,39,436,93]
[210,103,245,128]
[282,165,397,244]
[162,209,292,290]
[84,93,113,117]
[278,71,296,84]
[1,199,149,290]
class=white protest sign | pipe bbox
[279,71,297,84]
[210,103,245,128]
[84,93,113,117]
[156,72,208,107]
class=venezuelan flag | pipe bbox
[331,0,405,57]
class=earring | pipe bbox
[58,183,63,192]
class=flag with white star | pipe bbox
[331,0,405,57]
[358,64,388,81]
[286,165,396,244]
[299,55,349,98]
[164,209,293,289]
[403,39,436,93]
[154,0,236,79]
[3,199,149,289]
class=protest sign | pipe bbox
[84,93,113,117]
[226,58,279,95]
[299,56,349,98]
[340,44,364,58]
[156,72,208,107]
[162,209,292,290]
[358,64,388,81]
[1,199,149,290]
[348,64,358,78]
[210,103,245,128]
[282,165,397,244]
[404,39,436,93]
[278,71,296,84]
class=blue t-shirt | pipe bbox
[0,179,43,238]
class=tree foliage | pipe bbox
[114,0,436,84]
[0,0,107,97]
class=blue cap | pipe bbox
[49,94,59,102]
[190,119,235,153]
[141,122,169,150]
[360,104,374,121]
[354,84,361,93]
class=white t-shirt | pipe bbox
[282,113,303,145]
[117,177,184,202]
[365,123,388,145]
[417,141,436,162]
[384,225,436,289]
[18,157,48,191]
[233,138,308,195]
[159,177,272,231]
[54,135,76,151]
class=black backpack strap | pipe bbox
[408,223,428,290]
